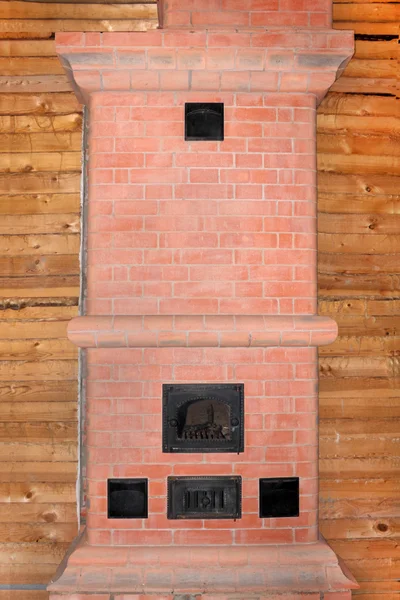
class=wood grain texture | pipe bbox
[317,2,399,597]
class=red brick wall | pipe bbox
[83,90,320,546]
[160,0,332,29]
[87,91,317,317]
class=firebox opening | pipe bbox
[163,384,244,453]
[176,397,231,441]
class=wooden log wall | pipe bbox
[0,1,397,599]
[0,3,158,599]
[318,2,400,599]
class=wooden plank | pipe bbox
[0,503,77,523]
[318,172,400,196]
[0,255,79,277]
[0,39,56,57]
[343,58,397,78]
[333,4,400,23]
[320,517,400,539]
[317,114,400,134]
[367,299,400,315]
[320,397,400,419]
[319,213,400,235]
[320,494,400,519]
[0,214,80,235]
[318,273,400,297]
[0,461,77,483]
[319,93,395,117]
[320,457,400,478]
[0,277,80,297]
[0,93,81,116]
[0,194,80,215]
[0,360,78,381]
[1,403,77,422]
[0,1,158,19]
[319,335,398,356]
[0,441,78,461]
[319,233,400,254]
[0,57,64,76]
[0,339,77,362]
[318,192,400,214]
[330,75,397,95]
[0,19,158,33]
[0,152,81,173]
[320,355,395,378]
[320,376,400,398]
[318,153,400,175]
[0,422,77,441]
[319,253,400,275]
[0,74,73,93]
[0,132,83,152]
[0,563,60,585]
[0,172,81,194]
[0,482,76,503]
[0,114,82,134]
[0,523,77,543]
[0,380,77,402]
[355,39,398,60]
[0,320,69,339]
[0,234,80,255]
[317,133,400,156]
[1,304,78,319]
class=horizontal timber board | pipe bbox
[0,482,76,503]
[320,495,400,519]
[0,194,80,215]
[0,172,81,194]
[1,402,77,422]
[318,232,400,254]
[0,234,80,256]
[0,339,77,361]
[0,503,77,523]
[0,421,78,441]
[0,151,81,172]
[0,255,80,277]
[0,132,83,152]
[319,93,395,117]
[0,2,158,19]
[0,441,78,461]
[317,193,400,214]
[0,214,80,235]
[0,380,77,402]
[0,19,158,33]
[0,360,78,380]
[320,517,400,539]
[0,93,81,116]
[0,461,78,483]
[320,397,400,418]
[0,522,77,543]
[0,114,82,134]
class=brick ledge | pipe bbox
[48,536,358,595]
[67,315,337,348]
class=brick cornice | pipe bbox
[56,29,353,104]
[67,314,338,348]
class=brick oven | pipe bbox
[51,2,357,598]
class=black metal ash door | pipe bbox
[168,476,241,519]
[162,383,244,453]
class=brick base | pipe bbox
[48,534,358,597]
